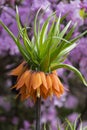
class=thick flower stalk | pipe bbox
[0,7,87,130]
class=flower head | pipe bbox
[0,7,87,101]
[11,62,64,102]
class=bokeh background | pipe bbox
[0,0,87,130]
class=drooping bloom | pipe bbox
[11,62,64,102]
[0,7,87,102]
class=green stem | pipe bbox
[36,97,41,130]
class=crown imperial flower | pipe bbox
[11,62,64,102]
[0,7,87,102]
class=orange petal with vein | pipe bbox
[40,72,48,90]
[40,88,48,99]
[50,74,60,92]
[25,70,31,88]
[53,89,61,98]
[57,77,64,94]
[46,75,52,89]
[10,62,26,76]
[20,85,30,101]
[31,72,42,89]
[40,85,48,95]
[16,70,30,90]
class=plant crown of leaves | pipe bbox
[0,7,87,86]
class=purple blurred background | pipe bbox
[0,0,87,129]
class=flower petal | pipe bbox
[40,85,48,95]
[40,88,48,99]
[46,75,52,89]
[16,70,30,90]
[25,70,31,88]
[10,61,26,76]
[53,89,61,98]
[57,77,64,94]
[50,74,60,92]
[40,72,48,90]
[20,85,30,101]
[30,72,42,90]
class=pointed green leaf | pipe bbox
[17,37,30,61]
[0,21,17,44]
[59,23,77,51]
[51,21,71,52]
[39,18,49,47]
[70,30,87,43]
[16,7,32,47]
[47,17,55,38]
[50,39,76,62]
[23,26,32,47]
[23,29,32,54]
[58,20,71,42]
[40,18,56,56]
[65,119,73,130]
[64,23,77,41]
[56,43,77,59]
[60,12,69,23]
[0,20,30,62]
[53,13,61,36]
[22,29,39,65]
[39,12,56,45]
[34,7,42,40]
[51,54,68,64]
[16,6,23,33]
[74,115,81,130]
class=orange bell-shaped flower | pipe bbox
[11,62,64,102]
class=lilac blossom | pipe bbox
[68,112,79,123]
[20,120,30,130]
[12,116,19,125]
[70,38,87,79]
[0,7,19,55]
[79,57,87,79]
[0,0,52,56]
[53,95,66,108]
[0,0,5,5]
[80,1,87,11]
[65,95,78,109]
[0,0,86,56]
[23,120,30,129]
[56,1,84,27]
[41,95,67,129]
